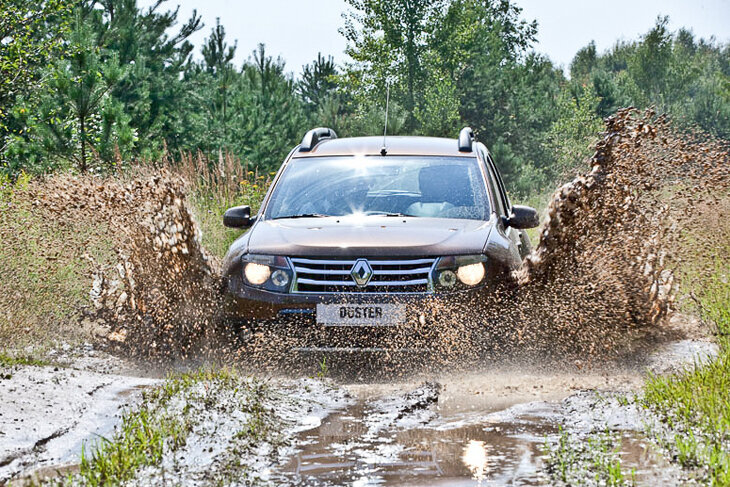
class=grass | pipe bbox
[71,368,283,486]
[639,264,730,485]
[0,351,50,367]
[637,192,730,485]
[74,370,207,486]
[172,151,270,259]
[545,428,635,486]
[0,173,117,351]
[316,356,329,379]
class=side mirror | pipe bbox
[223,205,253,228]
[504,205,539,229]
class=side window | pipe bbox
[480,150,505,216]
[487,155,511,214]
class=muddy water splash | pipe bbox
[23,172,223,359]
[8,108,726,365]
[506,108,729,358]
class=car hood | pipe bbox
[246,216,493,257]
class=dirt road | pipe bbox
[0,323,717,486]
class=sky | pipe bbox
[140,0,730,76]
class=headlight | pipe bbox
[433,255,488,292]
[457,262,485,286]
[240,254,293,292]
[244,262,271,285]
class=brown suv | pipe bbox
[221,127,538,352]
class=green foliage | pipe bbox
[1,0,728,201]
[38,11,130,172]
[544,84,603,183]
[415,61,461,137]
[341,0,565,195]
[0,0,74,133]
[342,0,446,131]
[574,17,730,139]
[299,53,339,113]
[180,41,307,172]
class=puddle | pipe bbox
[272,373,685,486]
[275,404,555,485]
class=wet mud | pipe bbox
[0,329,716,485]
[0,353,159,484]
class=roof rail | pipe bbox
[458,127,475,152]
[299,127,338,152]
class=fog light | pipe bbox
[244,262,270,285]
[457,262,485,286]
[270,269,290,288]
[438,270,457,288]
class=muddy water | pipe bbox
[277,399,556,485]
[271,364,690,486]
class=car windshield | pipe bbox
[265,156,490,221]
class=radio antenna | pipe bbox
[381,83,390,156]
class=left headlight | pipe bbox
[433,255,488,292]
[240,254,293,292]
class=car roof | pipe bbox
[290,136,476,159]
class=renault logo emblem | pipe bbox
[350,259,373,287]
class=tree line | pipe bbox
[1,0,728,196]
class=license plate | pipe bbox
[316,303,406,326]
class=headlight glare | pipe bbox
[457,262,485,286]
[244,262,271,285]
[433,254,488,292]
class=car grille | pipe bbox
[290,257,436,294]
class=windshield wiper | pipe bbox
[273,213,329,220]
[364,211,416,217]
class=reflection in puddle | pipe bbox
[462,440,489,483]
[274,401,557,486]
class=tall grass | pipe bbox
[641,266,730,485]
[171,151,271,259]
[0,173,117,350]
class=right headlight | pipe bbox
[433,255,488,292]
[240,254,293,292]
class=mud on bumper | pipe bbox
[223,285,489,353]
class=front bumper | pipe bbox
[223,280,492,320]
[222,282,495,353]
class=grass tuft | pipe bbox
[0,351,49,367]
[544,427,635,486]
[640,264,730,484]
[71,367,282,486]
